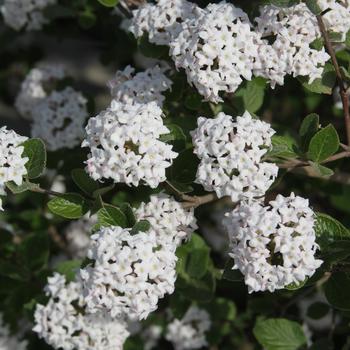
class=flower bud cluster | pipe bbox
[15,63,66,120]
[224,193,323,292]
[191,111,278,202]
[108,65,172,107]
[166,306,211,350]
[31,87,88,151]
[0,127,28,211]
[33,273,129,350]
[83,100,177,188]
[80,226,178,320]
[1,0,56,31]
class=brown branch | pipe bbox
[29,186,63,197]
[317,15,350,144]
[321,151,350,164]
[182,193,219,209]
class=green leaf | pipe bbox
[315,213,350,249]
[300,64,336,95]
[266,135,298,160]
[285,278,308,290]
[205,298,237,344]
[305,0,322,14]
[71,169,99,196]
[21,233,49,271]
[55,260,82,282]
[325,272,350,311]
[187,248,210,279]
[22,138,47,179]
[242,78,266,113]
[131,220,151,234]
[185,92,202,110]
[253,318,307,350]
[92,184,115,198]
[310,162,334,177]
[119,203,136,227]
[48,193,89,219]
[307,124,339,162]
[346,30,350,49]
[6,181,39,194]
[169,148,200,184]
[138,35,168,59]
[176,234,216,302]
[97,205,128,228]
[267,0,299,6]
[97,0,119,7]
[299,113,319,152]
[160,124,186,142]
[340,66,350,83]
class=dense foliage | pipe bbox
[0,0,350,349]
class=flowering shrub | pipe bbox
[0,0,350,349]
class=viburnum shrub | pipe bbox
[1,0,350,349]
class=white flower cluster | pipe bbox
[65,214,97,259]
[169,2,261,102]
[129,0,199,45]
[83,100,177,188]
[135,193,197,247]
[317,0,350,41]
[80,226,177,320]
[254,3,330,87]
[166,306,211,350]
[15,63,66,120]
[191,111,278,202]
[0,313,27,350]
[0,127,28,211]
[224,193,323,293]
[108,65,172,107]
[1,0,56,31]
[31,87,88,151]
[129,1,350,101]
[33,273,129,350]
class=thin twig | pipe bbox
[29,186,63,197]
[317,15,350,144]
[321,151,350,164]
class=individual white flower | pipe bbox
[129,0,199,45]
[317,0,350,41]
[135,193,197,247]
[15,63,66,120]
[224,193,323,293]
[169,2,262,102]
[191,111,278,202]
[0,313,27,350]
[31,87,88,151]
[166,306,211,350]
[254,3,330,87]
[33,273,129,350]
[108,65,172,107]
[80,226,177,320]
[82,101,177,188]
[0,127,28,211]
[1,0,56,31]
[65,214,97,259]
